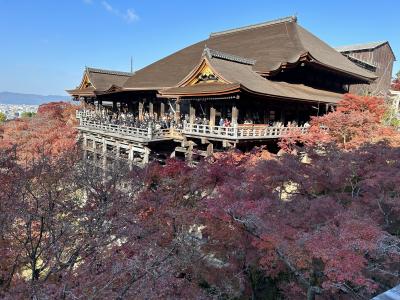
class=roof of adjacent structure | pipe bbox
[85,67,133,90]
[65,86,96,96]
[124,16,376,90]
[335,41,388,52]
[67,67,133,96]
[160,53,343,104]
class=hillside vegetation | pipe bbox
[0,96,399,299]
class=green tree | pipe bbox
[0,112,6,123]
[20,112,36,118]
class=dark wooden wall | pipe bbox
[346,43,395,96]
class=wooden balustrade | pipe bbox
[80,118,158,140]
[77,110,309,140]
[183,123,308,139]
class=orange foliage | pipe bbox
[0,102,79,162]
[337,93,386,121]
[280,93,399,151]
[391,72,400,91]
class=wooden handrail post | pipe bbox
[233,124,238,138]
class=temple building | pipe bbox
[68,16,379,165]
[335,41,396,96]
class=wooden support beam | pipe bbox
[206,143,214,156]
[128,101,134,113]
[223,140,234,148]
[210,107,216,127]
[187,141,194,163]
[201,137,209,144]
[175,101,181,123]
[82,134,88,161]
[116,142,121,158]
[149,101,154,116]
[102,138,107,168]
[143,147,150,164]
[160,102,165,117]
[189,103,196,125]
[181,137,188,148]
[232,105,239,125]
[138,101,144,121]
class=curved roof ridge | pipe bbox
[204,47,256,65]
[209,16,297,38]
[87,67,133,77]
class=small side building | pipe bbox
[335,41,396,96]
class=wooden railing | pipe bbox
[80,118,151,138]
[77,110,308,140]
[183,124,308,139]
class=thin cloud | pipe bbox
[83,0,93,4]
[101,1,139,23]
[125,9,139,23]
[101,1,113,12]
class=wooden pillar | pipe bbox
[82,134,88,161]
[160,102,165,117]
[143,147,150,164]
[112,101,117,112]
[116,142,120,159]
[232,105,239,125]
[139,101,144,121]
[93,140,98,164]
[102,138,107,169]
[210,107,216,126]
[175,100,181,123]
[149,101,154,116]
[128,101,133,113]
[189,102,196,125]
[187,141,194,163]
[128,145,133,171]
[206,143,214,156]
[128,145,134,161]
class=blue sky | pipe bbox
[0,0,398,95]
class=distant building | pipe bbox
[336,41,396,96]
[389,90,400,116]
[372,284,400,300]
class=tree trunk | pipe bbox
[307,286,315,300]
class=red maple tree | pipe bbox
[279,93,398,151]
[0,102,78,162]
[0,100,399,299]
[391,71,400,91]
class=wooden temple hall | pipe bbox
[68,16,377,165]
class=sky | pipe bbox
[0,0,398,95]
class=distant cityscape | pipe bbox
[0,103,39,120]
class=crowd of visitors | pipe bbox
[79,106,310,132]
[80,106,183,131]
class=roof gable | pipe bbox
[160,52,343,104]
[86,67,133,91]
[177,48,256,87]
[79,70,94,89]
